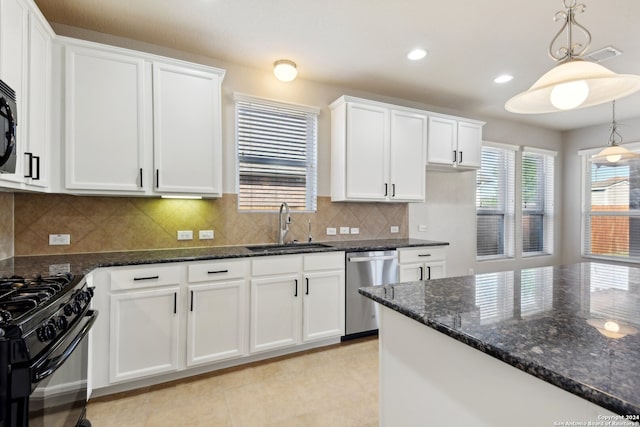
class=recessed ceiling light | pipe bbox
[407,48,428,61]
[494,74,514,84]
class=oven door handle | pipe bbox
[31,310,98,383]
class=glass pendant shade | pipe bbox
[506,60,640,114]
[592,145,639,165]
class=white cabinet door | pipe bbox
[303,270,345,342]
[399,262,423,282]
[0,0,28,184]
[390,110,427,201]
[153,62,222,195]
[186,280,246,366]
[425,260,446,280]
[427,116,457,166]
[250,274,301,353]
[109,286,180,383]
[65,45,146,192]
[24,12,52,188]
[457,121,482,169]
[345,102,389,200]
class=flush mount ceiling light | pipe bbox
[591,100,640,166]
[273,59,298,82]
[505,0,640,114]
[407,48,428,61]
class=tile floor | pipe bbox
[87,337,379,426]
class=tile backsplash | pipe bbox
[14,193,408,256]
[0,193,13,259]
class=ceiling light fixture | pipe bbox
[273,59,298,82]
[591,100,640,166]
[407,48,427,61]
[505,0,640,114]
[494,74,514,84]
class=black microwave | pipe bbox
[0,79,17,174]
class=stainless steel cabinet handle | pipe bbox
[139,168,143,187]
[419,266,424,280]
[392,184,396,197]
[427,266,432,280]
[418,254,431,257]
[173,293,177,314]
[384,183,388,196]
[294,279,298,297]
[453,150,457,163]
[459,151,463,164]
[190,290,194,312]
[305,277,309,295]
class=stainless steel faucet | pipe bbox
[277,202,291,244]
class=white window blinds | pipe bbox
[476,143,516,258]
[582,147,640,261]
[235,95,319,211]
[522,148,555,256]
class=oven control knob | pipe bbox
[63,304,74,316]
[37,324,56,342]
[55,316,68,331]
[72,301,81,314]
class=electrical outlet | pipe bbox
[177,230,193,240]
[199,230,214,240]
[339,226,350,235]
[390,226,400,234]
[326,227,337,236]
[418,224,428,232]
[49,234,70,245]
[350,227,360,235]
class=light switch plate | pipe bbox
[49,234,70,245]
[199,230,214,240]
[390,226,400,234]
[339,227,350,235]
[350,227,360,235]
[418,225,428,232]
[177,230,193,240]
[326,227,337,235]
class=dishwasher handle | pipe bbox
[348,255,397,263]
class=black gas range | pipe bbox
[0,272,97,427]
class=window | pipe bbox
[235,94,319,211]
[582,145,640,261]
[522,148,555,256]
[476,143,516,258]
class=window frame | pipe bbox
[521,147,556,257]
[476,141,517,261]
[580,141,640,263]
[234,93,320,213]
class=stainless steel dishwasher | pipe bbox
[345,250,398,338]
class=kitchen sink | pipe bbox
[245,243,332,252]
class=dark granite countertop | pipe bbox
[0,238,448,278]
[359,262,640,417]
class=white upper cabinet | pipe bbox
[330,96,427,202]
[59,38,225,196]
[427,116,484,170]
[0,0,54,190]
[24,8,54,188]
[153,62,222,196]
[65,43,146,192]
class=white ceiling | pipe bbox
[34,0,640,131]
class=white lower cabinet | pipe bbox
[398,246,447,282]
[96,252,344,390]
[250,252,345,354]
[109,286,180,383]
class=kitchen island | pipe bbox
[359,263,640,427]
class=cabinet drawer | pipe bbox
[251,255,302,276]
[303,252,345,271]
[398,246,446,264]
[110,264,181,291]
[188,259,248,283]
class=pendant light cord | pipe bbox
[608,100,622,147]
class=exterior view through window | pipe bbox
[584,157,640,260]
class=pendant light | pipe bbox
[505,0,640,114]
[591,100,640,166]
